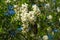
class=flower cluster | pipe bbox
[1,0,60,40]
[19,3,41,33]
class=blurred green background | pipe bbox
[0,0,60,40]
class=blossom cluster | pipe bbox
[20,3,41,33]
[13,3,41,33]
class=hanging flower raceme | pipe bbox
[20,3,29,33]
[13,3,41,33]
[20,4,41,23]
[20,3,41,33]
[13,3,28,21]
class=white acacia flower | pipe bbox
[20,10,36,24]
[22,3,28,8]
[21,3,28,10]
[32,4,41,16]
[32,4,37,11]
[21,8,28,13]
[14,3,28,21]
[21,16,27,22]
[20,12,28,23]
[57,7,60,12]
[47,15,52,20]
[28,11,34,17]
[28,11,36,23]
[32,4,40,12]
[20,3,28,13]
[43,35,48,40]
[22,23,29,33]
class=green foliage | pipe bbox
[0,0,60,40]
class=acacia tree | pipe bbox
[0,0,60,40]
